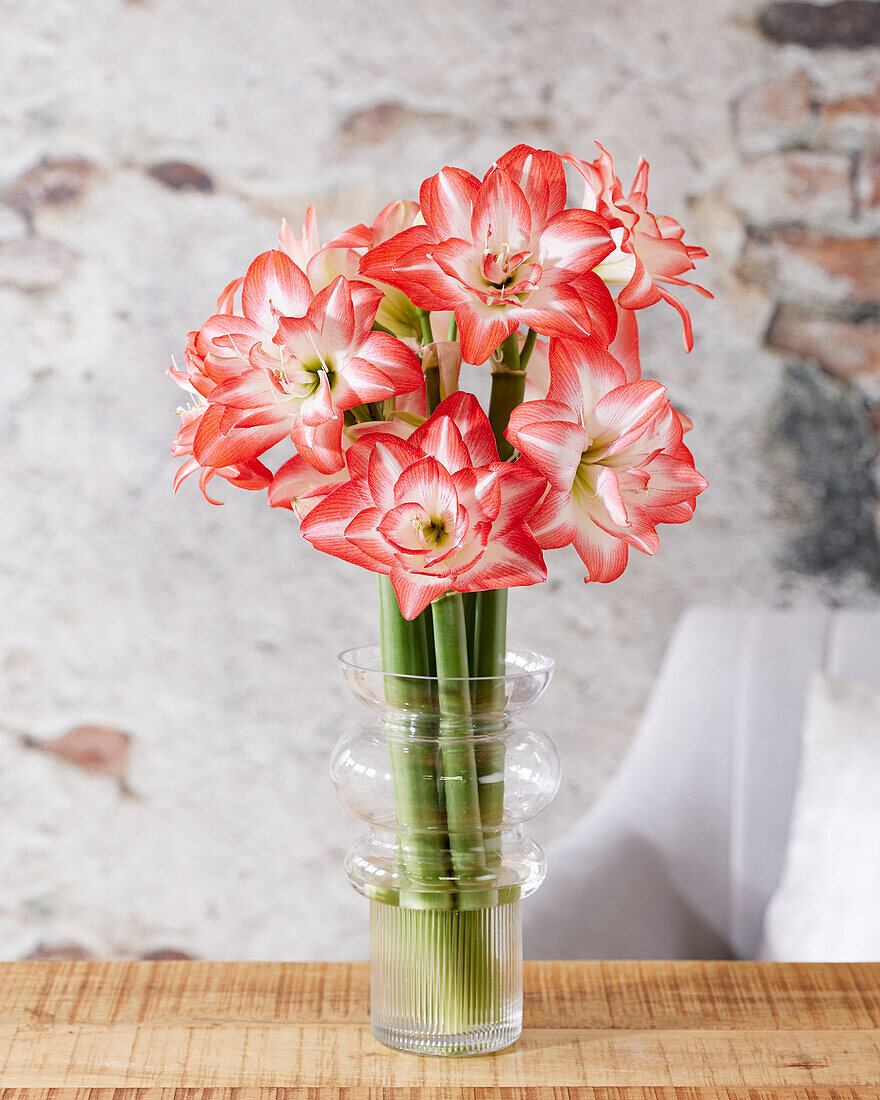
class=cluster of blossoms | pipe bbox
[171,143,709,618]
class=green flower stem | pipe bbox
[471,587,508,875]
[470,330,532,879]
[417,308,433,345]
[431,591,494,908]
[487,331,526,460]
[378,577,453,909]
[446,314,458,341]
[519,327,538,370]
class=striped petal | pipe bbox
[389,567,452,620]
[471,167,532,251]
[300,485,382,572]
[495,145,567,229]
[455,525,546,592]
[419,167,481,240]
[505,400,588,490]
[241,251,312,330]
[538,209,615,278]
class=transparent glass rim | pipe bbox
[338,645,555,683]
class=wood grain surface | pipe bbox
[0,960,879,1095]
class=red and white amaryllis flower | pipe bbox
[169,331,272,504]
[506,339,706,583]
[360,145,618,365]
[564,143,712,350]
[192,255,423,474]
[300,392,548,618]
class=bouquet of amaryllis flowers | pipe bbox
[170,143,709,1056]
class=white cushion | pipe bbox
[759,672,880,962]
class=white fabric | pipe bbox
[759,672,880,962]
[524,607,880,961]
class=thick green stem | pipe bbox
[471,332,531,877]
[472,588,508,875]
[446,314,458,341]
[378,577,452,909]
[487,332,527,461]
[431,592,490,904]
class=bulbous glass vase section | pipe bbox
[331,646,559,1056]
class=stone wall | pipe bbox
[1,0,878,960]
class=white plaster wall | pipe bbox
[1,0,877,959]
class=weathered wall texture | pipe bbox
[1,0,879,960]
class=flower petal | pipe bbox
[538,209,615,278]
[547,338,627,416]
[526,485,576,550]
[422,391,500,466]
[389,567,451,620]
[489,460,549,535]
[409,413,471,474]
[505,400,588,490]
[241,251,312,330]
[269,454,348,517]
[495,144,567,229]
[470,167,532,250]
[367,436,423,510]
[355,331,423,395]
[192,402,287,467]
[300,484,382,571]
[572,517,630,583]
[419,167,481,240]
[455,525,547,592]
[310,276,356,349]
[454,300,518,365]
[289,415,346,474]
[608,303,641,382]
[393,456,459,527]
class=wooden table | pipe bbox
[1,960,879,1095]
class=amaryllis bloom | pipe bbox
[169,332,271,504]
[300,392,547,618]
[564,143,712,350]
[194,263,423,474]
[506,339,706,583]
[360,145,618,365]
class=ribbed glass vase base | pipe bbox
[369,898,523,1056]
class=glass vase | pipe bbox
[331,646,559,1056]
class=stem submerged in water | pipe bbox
[378,577,451,909]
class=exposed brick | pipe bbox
[759,2,880,49]
[147,161,214,192]
[30,724,131,779]
[339,101,455,145]
[739,230,880,304]
[769,306,880,378]
[7,157,98,215]
[0,238,76,291]
[141,948,198,960]
[724,151,853,229]
[779,363,880,580]
[25,943,94,961]
[735,71,815,154]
